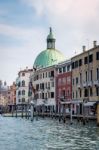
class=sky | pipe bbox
[0,0,99,85]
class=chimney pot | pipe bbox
[26,66,28,70]
[93,41,97,48]
[82,45,86,52]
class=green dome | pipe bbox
[33,28,65,68]
[34,49,65,68]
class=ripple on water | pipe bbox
[0,116,99,150]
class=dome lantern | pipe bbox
[47,27,56,49]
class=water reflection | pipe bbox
[0,116,99,150]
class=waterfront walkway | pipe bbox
[3,112,96,121]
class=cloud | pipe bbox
[0,23,45,40]
[0,45,34,85]
[0,22,48,55]
[0,23,48,66]
[22,0,98,20]
[21,0,99,51]
[0,6,8,16]
[1,0,99,85]
[1,0,99,53]
[0,22,47,85]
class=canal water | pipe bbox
[0,116,99,150]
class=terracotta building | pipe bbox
[55,60,72,112]
[7,82,16,106]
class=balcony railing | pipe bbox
[47,87,50,90]
[83,81,88,87]
[88,81,93,87]
[43,98,48,104]
[94,80,99,86]
[50,76,54,81]
[77,83,82,88]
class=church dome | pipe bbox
[0,81,8,92]
[33,28,65,68]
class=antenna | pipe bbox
[86,38,89,50]
[74,50,77,54]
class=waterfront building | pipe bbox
[71,41,99,115]
[32,65,57,111]
[0,94,8,107]
[16,67,33,106]
[55,60,72,113]
[0,80,8,96]
[0,81,8,112]
[31,28,65,111]
[7,82,16,111]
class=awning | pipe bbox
[84,101,96,106]
[60,101,71,104]
[60,100,83,104]
[71,100,82,104]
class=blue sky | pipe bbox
[0,0,99,85]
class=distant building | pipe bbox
[0,80,8,96]
[0,80,8,111]
[0,95,8,107]
[16,67,33,105]
[7,82,16,106]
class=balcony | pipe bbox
[43,98,48,104]
[83,81,88,88]
[94,80,99,86]
[88,81,93,87]
[47,87,50,90]
[50,76,54,81]
[60,96,65,100]
[40,88,44,92]
[77,83,82,88]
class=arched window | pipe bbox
[22,90,25,95]
[18,91,21,95]
[22,80,25,87]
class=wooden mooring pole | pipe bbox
[97,103,99,126]
[21,104,23,118]
[15,104,17,118]
[12,105,14,117]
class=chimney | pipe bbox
[93,41,97,48]
[4,81,7,86]
[26,66,28,70]
[0,80,2,86]
[82,45,86,52]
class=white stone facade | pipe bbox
[32,66,56,109]
[16,68,33,105]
